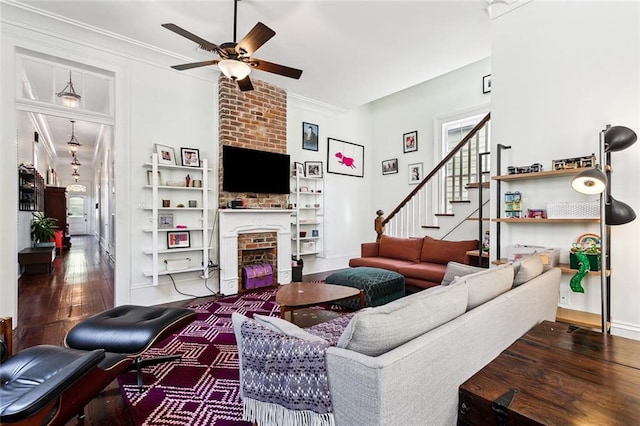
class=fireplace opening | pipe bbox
[238,232,278,290]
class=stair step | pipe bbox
[466,217,491,222]
[422,225,440,229]
[435,213,455,217]
[450,200,471,204]
[466,182,490,189]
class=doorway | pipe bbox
[68,194,89,235]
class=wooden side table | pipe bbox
[18,247,56,275]
[458,321,640,425]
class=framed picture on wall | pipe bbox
[294,161,305,176]
[403,131,418,153]
[155,144,177,165]
[302,122,319,151]
[327,138,364,178]
[483,74,492,93]
[408,162,423,185]
[382,158,398,175]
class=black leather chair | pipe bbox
[0,305,196,426]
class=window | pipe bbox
[68,196,85,217]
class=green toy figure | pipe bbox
[569,251,590,293]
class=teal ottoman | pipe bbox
[325,267,405,310]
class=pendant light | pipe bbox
[67,120,82,154]
[56,71,82,107]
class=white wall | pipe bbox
[491,1,640,338]
[369,58,491,219]
[287,96,373,273]
[1,2,219,320]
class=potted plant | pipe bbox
[30,212,58,247]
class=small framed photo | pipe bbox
[294,161,305,176]
[155,144,177,165]
[305,161,323,178]
[167,231,190,249]
[382,158,398,175]
[483,74,492,93]
[408,162,423,185]
[158,213,174,229]
[403,131,418,153]
[146,170,163,186]
[180,147,200,167]
[302,122,319,151]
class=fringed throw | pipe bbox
[240,319,335,426]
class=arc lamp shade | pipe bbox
[606,196,637,225]
[571,167,607,194]
[604,126,637,152]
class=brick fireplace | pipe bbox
[219,210,292,295]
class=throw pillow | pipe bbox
[378,235,423,262]
[253,314,327,342]
[336,283,468,357]
[441,261,485,286]
[512,254,544,287]
[420,236,479,265]
[452,263,514,311]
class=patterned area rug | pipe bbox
[118,287,345,425]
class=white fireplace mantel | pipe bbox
[219,209,292,295]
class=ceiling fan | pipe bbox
[162,0,302,92]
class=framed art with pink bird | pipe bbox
[327,138,364,178]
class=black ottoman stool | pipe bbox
[325,267,405,309]
[65,305,196,388]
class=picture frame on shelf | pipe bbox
[483,74,492,93]
[403,131,418,153]
[382,158,398,175]
[147,170,162,186]
[327,138,364,178]
[294,161,305,177]
[155,143,177,165]
[408,162,423,185]
[158,213,174,229]
[180,147,200,167]
[305,161,323,178]
[167,231,190,249]
[302,122,319,151]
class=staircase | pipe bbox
[374,113,491,244]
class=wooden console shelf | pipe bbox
[556,307,602,330]
[493,218,600,223]
[492,259,610,277]
[492,168,581,181]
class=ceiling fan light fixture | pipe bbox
[218,59,251,80]
[57,71,82,107]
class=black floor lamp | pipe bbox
[571,125,637,333]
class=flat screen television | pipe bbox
[222,145,290,194]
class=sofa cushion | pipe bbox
[397,263,447,283]
[420,236,479,265]
[441,261,486,286]
[377,235,423,262]
[512,254,544,287]
[349,257,415,271]
[337,283,468,356]
[451,264,514,311]
[253,314,326,342]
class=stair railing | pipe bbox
[375,112,491,241]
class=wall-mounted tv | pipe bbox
[222,145,290,194]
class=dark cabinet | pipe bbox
[45,187,70,249]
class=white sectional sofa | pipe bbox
[234,255,562,426]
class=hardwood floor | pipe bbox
[16,236,131,426]
[14,236,337,425]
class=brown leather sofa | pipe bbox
[349,235,479,292]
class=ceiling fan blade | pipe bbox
[171,60,220,71]
[237,76,254,92]
[236,22,275,56]
[247,58,303,79]
[162,23,221,54]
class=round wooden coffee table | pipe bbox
[276,282,364,323]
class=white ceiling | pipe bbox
[15,0,492,172]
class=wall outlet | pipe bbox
[559,289,570,306]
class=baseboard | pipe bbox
[610,320,640,341]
